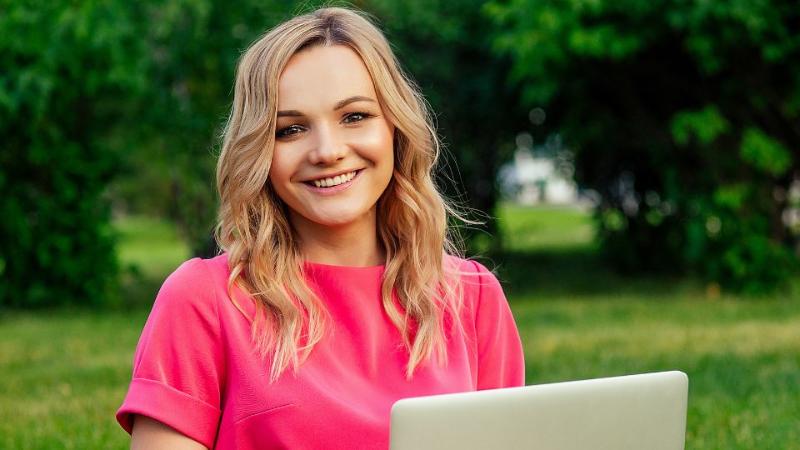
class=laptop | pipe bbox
[390,371,688,450]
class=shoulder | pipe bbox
[152,254,230,317]
[444,254,501,287]
[162,254,229,289]
[170,253,228,278]
[443,254,505,306]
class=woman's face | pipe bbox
[269,44,395,232]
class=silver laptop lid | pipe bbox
[390,371,688,450]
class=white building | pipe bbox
[499,147,581,206]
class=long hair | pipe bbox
[215,6,468,381]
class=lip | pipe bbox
[301,168,363,183]
[302,169,363,196]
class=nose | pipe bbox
[308,123,346,165]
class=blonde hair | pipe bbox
[215,6,468,381]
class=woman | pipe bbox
[116,6,524,450]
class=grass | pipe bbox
[515,299,800,448]
[114,215,190,280]
[0,310,145,449]
[1,206,798,449]
[114,216,191,308]
[496,203,800,449]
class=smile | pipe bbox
[308,170,358,188]
[302,169,363,195]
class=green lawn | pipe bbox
[114,215,190,280]
[1,207,798,449]
[113,216,192,309]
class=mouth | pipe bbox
[300,169,365,196]
[303,169,363,189]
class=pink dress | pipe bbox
[116,253,524,449]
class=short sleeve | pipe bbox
[116,258,225,448]
[471,260,525,390]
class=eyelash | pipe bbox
[275,112,374,139]
[342,111,372,124]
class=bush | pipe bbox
[0,3,147,307]
[487,0,800,293]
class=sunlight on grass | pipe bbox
[0,310,147,450]
[512,297,800,449]
[497,203,595,252]
[114,215,190,279]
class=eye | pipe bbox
[342,112,373,124]
[276,124,305,139]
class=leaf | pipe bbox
[739,127,792,177]
[713,184,749,211]
[670,105,730,146]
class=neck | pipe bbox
[290,208,385,267]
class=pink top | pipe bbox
[116,254,524,449]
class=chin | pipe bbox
[306,210,369,228]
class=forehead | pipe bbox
[277,44,378,110]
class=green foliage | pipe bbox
[0,2,149,307]
[671,106,730,146]
[365,0,529,247]
[109,0,296,256]
[106,0,525,254]
[3,0,525,307]
[487,0,800,293]
[740,127,792,177]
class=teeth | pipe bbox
[312,170,357,188]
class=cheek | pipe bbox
[269,147,295,179]
[267,150,296,196]
[359,122,395,167]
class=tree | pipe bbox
[0,1,148,307]
[113,0,527,255]
[110,0,295,256]
[487,0,800,292]
[366,0,528,251]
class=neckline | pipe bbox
[303,260,385,270]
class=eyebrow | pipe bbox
[334,95,375,110]
[276,95,376,118]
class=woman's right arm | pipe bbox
[130,415,208,450]
[117,259,225,449]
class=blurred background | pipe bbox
[1,0,799,448]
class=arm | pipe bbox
[116,259,225,448]
[131,415,208,450]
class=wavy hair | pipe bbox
[215,6,470,381]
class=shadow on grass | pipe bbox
[117,272,166,311]
[114,246,703,309]
[490,248,696,300]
